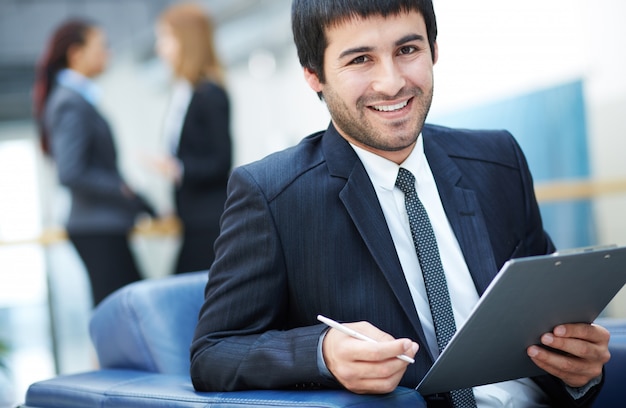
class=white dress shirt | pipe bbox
[351,136,550,408]
[56,69,101,106]
[162,79,193,155]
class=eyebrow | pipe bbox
[338,33,426,60]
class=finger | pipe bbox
[527,346,591,387]
[354,338,417,362]
[551,323,611,344]
[527,345,606,388]
[329,332,415,365]
[337,322,419,362]
[540,333,610,363]
[540,324,611,364]
[332,355,408,380]
[327,346,408,393]
[348,321,396,343]
[342,369,407,394]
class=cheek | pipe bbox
[403,63,433,88]
[158,38,179,66]
[87,47,108,73]
[334,73,370,102]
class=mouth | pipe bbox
[370,98,411,113]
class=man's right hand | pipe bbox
[322,321,419,394]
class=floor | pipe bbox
[0,130,179,407]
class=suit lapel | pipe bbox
[423,129,498,295]
[323,126,434,362]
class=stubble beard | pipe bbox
[324,84,434,153]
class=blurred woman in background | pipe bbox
[150,3,232,274]
[33,18,154,305]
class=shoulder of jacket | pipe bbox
[47,85,81,104]
[194,81,227,98]
[234,131,326,201]
[189,82,228,111]
[45,86,92,121]
[423,123,522,168]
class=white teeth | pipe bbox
[372,100,408,112]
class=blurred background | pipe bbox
[1,0,625,405]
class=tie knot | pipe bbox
[395,167,416,195]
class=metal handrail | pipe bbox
[2,178,626,247]
[534,178,626,203]
[0,215,182,247]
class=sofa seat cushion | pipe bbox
[24,369,426,408]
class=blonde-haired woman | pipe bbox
[152,3,232,274]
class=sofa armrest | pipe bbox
[23,369,426,408]
[89,272,208,375]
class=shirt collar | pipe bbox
[350,134,426,192]
[56,68,101,106]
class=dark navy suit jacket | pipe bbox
[191,123,601,407]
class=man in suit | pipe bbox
[190,1,610,406]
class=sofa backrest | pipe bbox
[89,271,208,375]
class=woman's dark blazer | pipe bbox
[174,81,232,229]
[44,84,146,233]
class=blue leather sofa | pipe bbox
[21,272,425,407]
[20,271,626,407]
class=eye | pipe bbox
[350,55,369,65]
[398,45,417,55]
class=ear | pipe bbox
[303,67,323,93]
[432,41,439,65]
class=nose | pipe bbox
[371,58,406,97]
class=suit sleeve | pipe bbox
[189,166,335,391]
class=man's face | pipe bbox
[305,11,437,164]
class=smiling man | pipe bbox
[190,1,609,407]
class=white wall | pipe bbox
[106,1,626,179]
[431,0,626,181]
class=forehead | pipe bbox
[85,27,105,44]
[324,10,427,52]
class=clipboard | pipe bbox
[416,245,626,395]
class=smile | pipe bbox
[371,99,410,112]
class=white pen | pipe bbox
[317,314,415,364]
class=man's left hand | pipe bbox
[527,323,610,387]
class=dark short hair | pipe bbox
[291,0,437,83]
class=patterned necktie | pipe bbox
[396,168,477,408]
